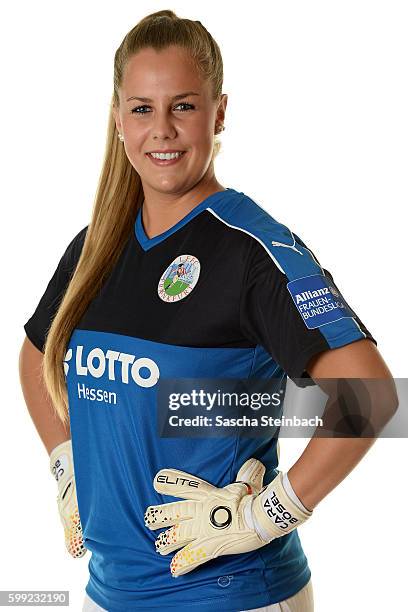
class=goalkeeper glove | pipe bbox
[144,458,312,577]
[49,439,86,558]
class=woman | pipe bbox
[19,9,396,612]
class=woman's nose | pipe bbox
[151,113,177,140]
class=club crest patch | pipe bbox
[158,254,201,303]
[286,273,354,329]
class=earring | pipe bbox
[215,124,225,135]
[118,133,124,142]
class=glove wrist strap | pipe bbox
[49,439,74,494]
[253,472,313,540]
[282,472,311,513]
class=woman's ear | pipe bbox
[112,104,122,134]
[216,93,228,125]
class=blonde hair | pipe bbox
[42,9,224,425]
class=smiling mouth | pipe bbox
[145,151,187,165]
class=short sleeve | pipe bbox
[240,233,377,387]
[23,225,88,353]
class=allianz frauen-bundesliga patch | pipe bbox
[287,273,354,329]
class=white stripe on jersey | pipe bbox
[206,207,286,274]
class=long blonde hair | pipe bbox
[42,9,224,425]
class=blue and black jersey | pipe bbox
[24,187,376,611]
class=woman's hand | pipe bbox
[49,439,87,559]
[144,458,312,577]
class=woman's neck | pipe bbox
[141,179,226,240]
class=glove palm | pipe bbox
[145,458,269,576]
[50,439,86,559]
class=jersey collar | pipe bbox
[135,187,235,251]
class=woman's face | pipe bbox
[113,45,227,196]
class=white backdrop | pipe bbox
[2,1,407,610]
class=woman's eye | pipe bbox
[174,102,194,112]
[131,102,194,115]
[131,105,150,115]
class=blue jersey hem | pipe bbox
[85,566,311,612]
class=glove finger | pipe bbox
[170,541,210,577]
[235,458,265,494]
[65,510,87,558]
[144,499,198,530]
[170,529,261,577]
[155,521,196,555]
[57,479,87,559]
[153,468,217,500]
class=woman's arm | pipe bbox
[19,335,70,456]
[287,338,398,510]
